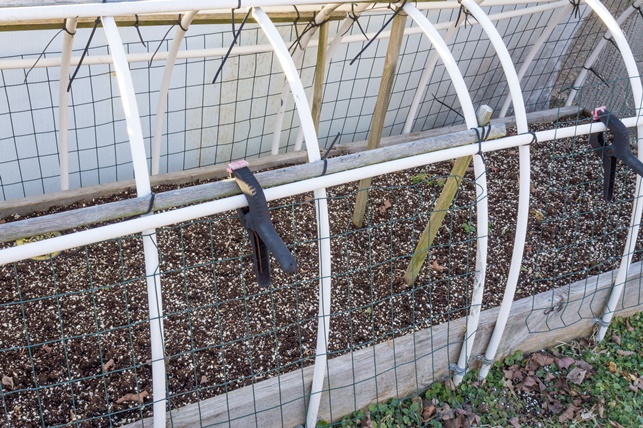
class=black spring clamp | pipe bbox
[589,106,643,202]
[227,160,297,287]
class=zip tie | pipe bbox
[149,24,175,66]
[67,17,101,92]
[62,19,76,36]
[177,14,188,32]
[583,66,610,87]
[569,0,581,19]
[432,93,464,119]
[24,29,64,83]
[455,0,475,28]
[212,9,251,85]
[320,133,341,176]
[349,0,407,66]
[134,14,147,47]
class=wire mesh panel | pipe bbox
[0,1,641,427]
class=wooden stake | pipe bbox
[351,10,407,228]
[311,21,328,133]
[404,105,493,286]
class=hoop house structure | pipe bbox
[0,0,641,427]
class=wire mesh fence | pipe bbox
[0,1,642,427]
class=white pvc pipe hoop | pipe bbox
[270,3,342,155]
[455,0,530,384]
[403,3,489,388]
[251,8,333,428]
[101,17,167,428]
[293,2,372,150]
[565,0,643,107]
[151,11,198,176]
[498,4,573,117]
[579,0,643,342]
[58,18,77,191]
[403,0,567,132]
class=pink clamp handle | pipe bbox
[593,106,607,121]
[227,159,249,174]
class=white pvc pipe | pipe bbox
[565,0,643,107]
[251,8,332,428]
[403,0,567,133]
[0,2,565,72]
[581,0,643,342]
[293,3,372,151]
[102,16,166,428]
[499,4,572,117]
[403,3,488,387]
[270,3,341,155]
[58,18,77,191]
[151,11,198,176]
[454,0,529,384]
[4,118,640,267]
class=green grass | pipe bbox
[323,312,643,428]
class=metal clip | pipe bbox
[228,160,297,287]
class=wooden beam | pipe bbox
[0,11,348,32]
[405,105,493,285]
[120,261,643,428]
[0,124,505,243]
[311,21,329,133]
[351,10,407,228]
[0,106,577,222]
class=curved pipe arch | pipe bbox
[402,3,489,387]
[454,0,530,383]
[252,8,333,428]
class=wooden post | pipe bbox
[404,105,493,285]
[311,21,328,133]
[351,10,408,228]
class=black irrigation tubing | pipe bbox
[67,17,101,92]
[212,9,251,85]
[349,0,407,66]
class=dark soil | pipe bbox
[1,116,641,427]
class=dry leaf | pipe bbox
[1,375,14,389]
[116,391,149,404]
[361,412,374,428]
[625,318,634,332]
[574,360,593,371]
[566,367,587,385]
[422,403,436,422]
[303,196,315,207]
[530,352,554,368]
[509,417,521,428]
[617,350,635,356]
[386,337,392,348]
[608,361,618,374]
[200,375,208,385]
[379,199,392,214]
[42,344,53,354]
[102,359,114,372]
[611,334,621,346]
[555,356,575,370]
[430,260,446,272]
[558,403,580,423]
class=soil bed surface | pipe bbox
[1,116,641,427]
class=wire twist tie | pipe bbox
[569,0,581,19]
[144,193,156,216]
[449,363,468,376]
[472,123,491,158]
[526,131,538,145]
[177,14,189,31]
[592,317,610,328]
[134,14,147,47]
